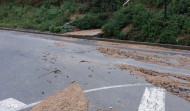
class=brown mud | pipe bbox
[98,47,190,70]
[30,83,88,111]
[54,42,65,47]
[61,37,79,41]
[117,64,190,102]
[97,41,190,54]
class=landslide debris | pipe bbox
[30,83,88,111]
[98,47,190,70]
[117,64,190,101]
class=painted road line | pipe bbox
[138,87,166,111]
[0,83,150,111]
[84,83,150,93]
[0,98,26,111]
[13,101,40,111]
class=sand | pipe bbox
[117,64,190,101]
[54,42,65,47]
[98,47,190,70]
[62,37,79,41]
[65,29,102,36]
[97,41,190,54]
[30,83,88,111]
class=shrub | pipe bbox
[102,6,133,38]
[160,32,177,44]
[0,0,190,46]
[176,38,185,45]
[168,0,190,14]
[187,36,190,46]
[71,13,108,30]
[131,0,163,8]
[78,4,89,14]
[87,0,125,13]
[0,5,8,19]
[184,18,190,33]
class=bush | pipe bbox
[78,4,89,14]
[102,1,190,45]
[0,5,8,19]
[176,38,185,45]
[87,0,125,13]
[187,36,190,46]
[184,18,190,33]
[71,13,108,30]
[160,32,177,44]
[102,6,133,38]
[131,0,163,8]
[0,1,74,32]
[168,0,190,14]
[0,0,190,46]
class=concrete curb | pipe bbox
[0,27,190,50]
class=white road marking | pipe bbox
[0,83,150,111]
[138,87,166,111]
[13,101,40,111]
[84,83,150,93]
[0,98,26,111]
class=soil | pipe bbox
[70,13,83,21]
[117,64,190,102]
[54,42,65,47]
[65,29,102,36]
[30,83,88,111]
[122,24,133,33]
[98,47,190,70]
[96,41,190,54]
[63,37,79,41]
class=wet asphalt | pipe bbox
[0,30,190,111]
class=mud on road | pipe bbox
[98,46,190,102]
[117,64,190,102]
[98,47,190,70]
[31,83,88,111]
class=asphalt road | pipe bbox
[0,30,190,111]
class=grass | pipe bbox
[0,0,189,45]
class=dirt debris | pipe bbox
[65,29,102,36]
[30,83,88,111]
[97,41,190,54]
[70,13,83,21]
[51,69,61,74]
[62,37,79,41]
[98,47,190,70]
[122,24,133,33]
[117,64,190,101]
[55,42,65,47]
[80,60,92,63]
[97,109,115,111]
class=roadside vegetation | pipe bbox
[0,0,190,45]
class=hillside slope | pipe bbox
[0,0,189,45]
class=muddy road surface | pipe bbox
[0,30,190,111]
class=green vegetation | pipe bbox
[0,0,189,45]
[0,0,78,33]
[102,0,190,45]
[71,13,109,30]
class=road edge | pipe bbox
[0,27,190,50]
